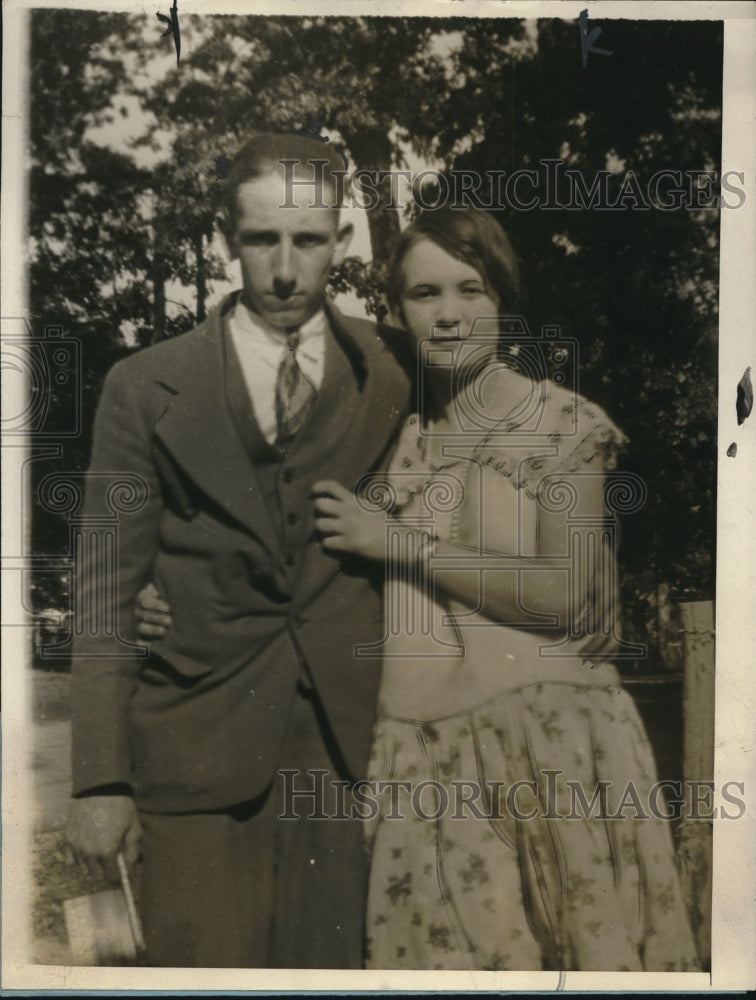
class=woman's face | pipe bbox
[398,239,501,373]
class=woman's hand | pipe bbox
[135,582,172,640]
[312,480,389,562]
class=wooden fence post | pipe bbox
[677,599,715,970]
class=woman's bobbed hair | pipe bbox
[386,206,520,322]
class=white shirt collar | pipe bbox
[226,295,328,443]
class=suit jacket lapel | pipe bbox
[152,302,281,554]
[294,304,409,607]
[317,303,406,491]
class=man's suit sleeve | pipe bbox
[70,359,164,796]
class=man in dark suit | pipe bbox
[64,133,412,968]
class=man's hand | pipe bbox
[312,480,388,562]
[135,581,172,640]
[64,795,142,884]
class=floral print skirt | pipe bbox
[363,681,701,971]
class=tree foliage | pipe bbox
[28,11,722,635]
[29,11,151,568]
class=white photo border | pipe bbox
[2,0,754,992]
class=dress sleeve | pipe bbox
[471,393,628,498]
[545,398,628,477]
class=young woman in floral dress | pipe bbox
[313,206,700,972]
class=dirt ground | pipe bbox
[29,670,100,965]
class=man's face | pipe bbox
[223,172,353,330]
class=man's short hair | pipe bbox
[222,132,346,224]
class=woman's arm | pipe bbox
[432,467,605,632]
[312,471,606,636]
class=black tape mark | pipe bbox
[736,366,753,425]
[156,0,181,65]
[579,9,612,68]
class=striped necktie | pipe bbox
[275,328,317,444]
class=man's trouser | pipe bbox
[137,682,369,968]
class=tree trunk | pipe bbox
[194,231,206,324]
[346,129,402,262]
[152,250,167,345]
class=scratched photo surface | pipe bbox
[3,0,751,992]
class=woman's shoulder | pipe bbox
[471,368,626,447]
[538,381,627,448]
[471,376,628,496]
[521,382,628,486]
